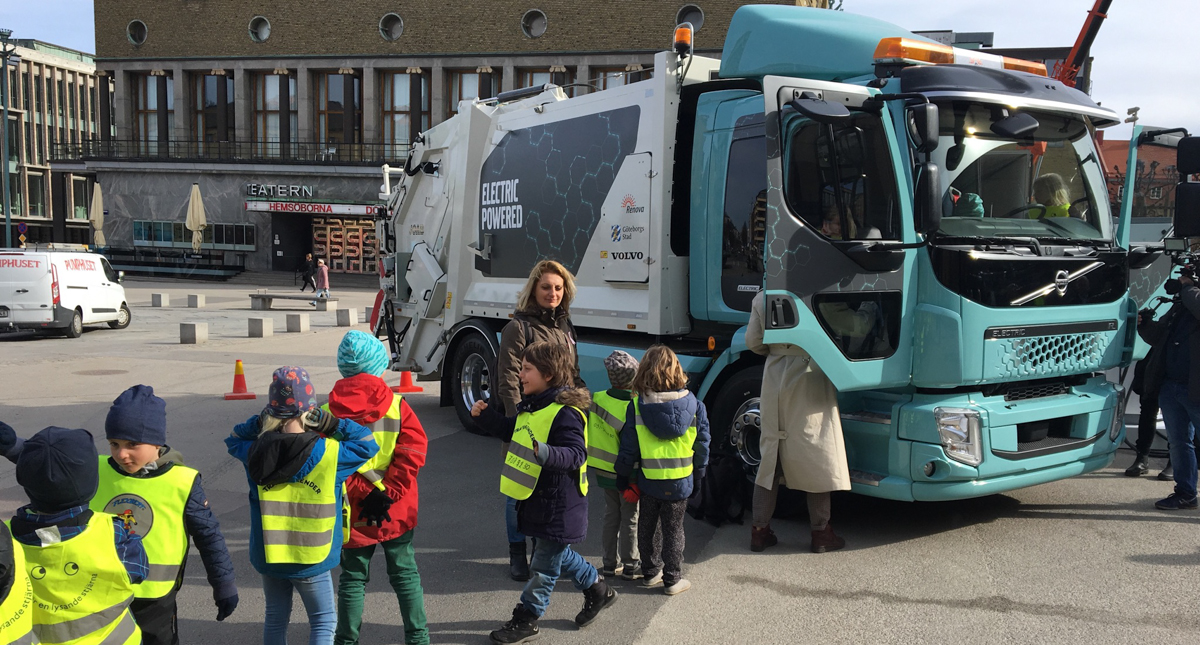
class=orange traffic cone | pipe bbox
[225,359,258,400]
[391,371,424,394]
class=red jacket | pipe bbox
[327,373,428,548]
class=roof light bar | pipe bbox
[874,37,1048,77]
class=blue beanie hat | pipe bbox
[105,384,168,446]
[267,366,318,418]
[16,427,99,512]
[337,330,390,378]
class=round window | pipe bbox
[127,20,148,46]
[248,16,272,43]
[379,13,404,41]
[521,10,548,38]
[677,4,704,30]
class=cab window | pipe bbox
[101,258,120,282]
[721,133,767,312]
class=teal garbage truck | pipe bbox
[374,5,1198,501]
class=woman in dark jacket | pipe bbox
[299,253,317,292]
[496,260,583,580]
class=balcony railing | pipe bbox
[51,138,411,166]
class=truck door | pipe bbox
[760,76,915,391]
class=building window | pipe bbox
[381,71,429,156]
[379,13,404,41]
[132,73,174,155]
[518,68,574,96]
[5,69,16,110]
[127,20,148,46]
[21,71,30,111]
[249,17,272,43]
[316,72,362,145]
[677,4,705,30]
[1149,186,1164,200]
[448,71,496,117]
[4,122,15,164]
[27,172,46,218]
[521,10,548,38]
[7,173,20,216]
[193,74,234,152]
[252,73,297,157]
[133,220,255,250]
[72,178,89,220]
[593,67,652,91]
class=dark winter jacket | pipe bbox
[226,416,378,578]
[100,450,238,602]
[496,306,583,416]
[1138,284,1200,403]
[614,389,711,501]
[476,386,592,544]
[0,523,13,603]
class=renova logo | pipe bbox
[621,194,645,214]
[611,225,622,242]
[103,493,154,537]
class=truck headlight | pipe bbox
[934,407,982,467]
[1109,407,1124,442]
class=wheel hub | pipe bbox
[459,352,491,410]
[729,397,762,468]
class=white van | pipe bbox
[0,247,131,337]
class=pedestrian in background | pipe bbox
[96,385,239,645]
[589,350,642,580]
[300,253,317,293]
[312,259,331,305]
[325,331,430,645]
[225,367,379,645]
[614,345,710,596]
[7,426,148,645]
[495,260,583,581]
[473,341,616,644]
[746,291,849,554]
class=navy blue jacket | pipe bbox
[614,390,711,501]
[477,386,591,544]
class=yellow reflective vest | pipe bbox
[500,403,588,500]
[322,396,402,493]
[1,525,33,645]
[20,513,141,645]
[91,457,197,599]
[587,392,630,474]
[258,438,341,565]
[633,399,697,480]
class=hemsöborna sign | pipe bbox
[244,202,377,216]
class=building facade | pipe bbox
[62,0,824,274]
[4,40,108,246]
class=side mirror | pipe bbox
[991,112,1040,140]
[907,103,939,154]
[1174,137,1200,236]
[1178,136,1200,176]
[787,93,851,125]
[916,162,941,235]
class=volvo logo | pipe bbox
[1054,270,1071,296]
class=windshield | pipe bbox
[931,101,1112,243]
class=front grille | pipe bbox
[980,377,1082,402]
[992,431,1103,460]
[993,332,1110,379]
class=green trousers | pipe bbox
[334,530,429,645]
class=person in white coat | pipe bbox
[746,291,850,553]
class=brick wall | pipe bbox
[95,0,821,59]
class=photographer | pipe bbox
[1138,267,1200,510]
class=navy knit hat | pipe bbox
[105,384,168,446]
[267,366,318,418]
[16,427,99,512]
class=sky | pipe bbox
[1,0,1195,141]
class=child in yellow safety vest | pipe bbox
[95,384,238,645]
[588,350,642,580]
[4,425,149,645]
[614,345,711,597]
[471,341,618,644]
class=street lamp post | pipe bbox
[0,28,13,248]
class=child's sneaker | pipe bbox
[490,604,540,644]
[664,579,691,596]
[641,570,663,587]
[620,563,643,580]
[575,579,618,627]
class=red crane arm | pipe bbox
[1052,0,1113,87]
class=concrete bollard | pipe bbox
[249,317,274,338]
[180,322,207,344]
[364,306,373,323]
[336,308,357,327]
[188,294,206,308]
[152,293,170,307]
[286,313,310,333]
[314,299,334,312]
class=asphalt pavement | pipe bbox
[1,278,1197,644]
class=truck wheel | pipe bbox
[64,309,84,338]
[108,304,131,329]
[709,367,763,473]
[450,333,495,434]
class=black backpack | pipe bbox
[687,452,747,527]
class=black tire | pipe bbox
[450,333,496,434]
[63,309,83,338]
[108,303,131,329]
[708,366,763,470]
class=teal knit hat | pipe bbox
[337,330,390,378]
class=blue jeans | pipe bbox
[1157,380,1200,498]
[505,496,526,543]
[263,571,336,645]
[520,540,598,618]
